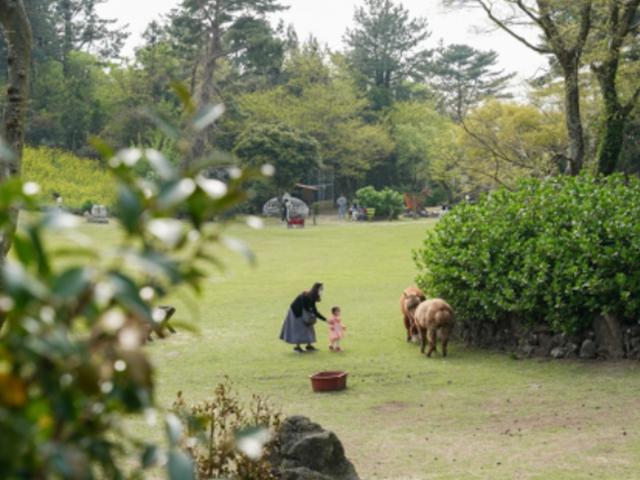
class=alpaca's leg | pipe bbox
[441,327,450,357]
[427,328,437,357]
[404,315,412,342]
[419,327,427,354]
[411,323,420,342]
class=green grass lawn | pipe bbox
[47,216,640,479]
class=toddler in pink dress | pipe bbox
[328,306,346,352]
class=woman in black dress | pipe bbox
[279,282,327,353]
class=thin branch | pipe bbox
[623,84,640,116]
[475,0,552,54]
[460,118,538,171]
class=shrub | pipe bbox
[171,379,283,479]
[414,174,640,334]
[22,147,117,212]
[355,186,404,219]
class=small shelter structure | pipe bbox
[262,195,309,219]
[294,183,319,206]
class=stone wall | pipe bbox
[458,314,640,360]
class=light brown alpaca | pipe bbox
[413,299,454,357]
[400,287,426,342]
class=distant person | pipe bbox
[337,195,347,220]
[279,282,327,353]
[328,306,346,352]
[350,203,359,221]
[281,198,290,223]
[53,192,63,209]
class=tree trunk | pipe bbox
[187,1,222,166]
[594,64,627,175]
[189,55,217,163]
[0,0,30,173]
[561,63,585,175]
[0,0,32,332]
[591,0,640,175]
[60,0,73,77]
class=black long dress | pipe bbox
[279,293,326,344]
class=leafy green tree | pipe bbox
[445,0,593,175]
[27,51,112,152]
[344,0,432,110]
[54,0,128,74]
[587,0,640,174]
[281,37,330,96]
[225,17,287,89]
[453,100,567,192]
[519,1,640,175]
[0,0,57,76]
[238,47,394,193]
[1,0,127,73]
[428,43,515,122]
[1,0,128,153]
[387,101,453,193]
[94,29,188,152]
[233,123,320,191]
[164,0,287,161]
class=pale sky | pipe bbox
[98,0,548,91]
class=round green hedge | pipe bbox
[414,174,640,334]
[355,186,404,219]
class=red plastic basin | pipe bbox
[310,371,348,392]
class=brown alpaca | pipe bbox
[413,299,454,357]
[400,287,426,342]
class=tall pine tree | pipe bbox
[428,44,514,122]
[165,0,287,162]
[54,0,128,75]
[344,0,431,110]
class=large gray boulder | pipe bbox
[580,339,597,359]
[593,314,625,359]
[270,416,359,480]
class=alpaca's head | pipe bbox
[404,294,422,313]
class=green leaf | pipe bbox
[192,104,225,132]
[147,219,185,249]
[141,444,159,469]
[157,179,196,210]
[108,272,152,321]
[12,233,36,268]
[1,261,48,299]
[53,267,91,300]
[144,149,175,181]
[117,185,144,233]
[171,82,196,115]
[222,236,256,265]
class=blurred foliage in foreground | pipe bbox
[0,101,269,478]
